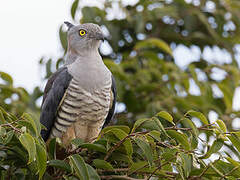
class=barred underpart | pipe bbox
[49,78,111,144]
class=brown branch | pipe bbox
[100,175,146,180]
[129,154,177,176]
[198,160,224,178]
[165,126,214,131]
[209,162,225,177]
[97,168,129,173]
[104,131,148,161]
[156,141,194,154]
[147,154,178,180]
[165,127,192,131]
[198,165,210,178]
[1,123,22,133]
[220,166,240,180]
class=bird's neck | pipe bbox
[65,47,100,65]
[66,48,111,92]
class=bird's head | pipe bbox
[64,22,104,54]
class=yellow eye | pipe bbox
[79,29,86,36]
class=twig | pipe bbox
[209,162,225,178]
[100,175,146,180]
[164,126,214,131]
[1,123,21,133]
[220,166,239,180]
[104,131,148,161]
[104,123,215,161]
[165,127,192,131]
[129,155,177,176]
[97,168,129,173]
[156,141,194,153]
[198,165,210,178]
[147,154,178,180]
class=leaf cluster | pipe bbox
[1,108,240,179]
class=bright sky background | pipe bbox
[0,0,72,92]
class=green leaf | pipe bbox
[129,161,148,174]
[93,159,114,170]
[152,117,169,138]
[200,139,224,159]
[191,134,198,150]
[3,130,14,145]
[110,152,132,164]
[226,157,240,167]
[71,0,79,19]
[0,126,6,136]
[102,125,130,134]
[21,113,40,136]
[0,71,13,85]
[45,59,52,78]
[135,38,173,56]
[216,119,227,133]
[131,118,151,133]
[135,138,153,166]
[48,160,71,173]
[228,134,240,152]
[86,164,100,180]
[167,130,190,150]
[72,138,106,154]
[185,110,209,125]
[218,82,233,113]
[0,106,17,122]
[179,153,192,177]
[71,138,84,146]
[48,138,56,160]
[181,118,199,136]
[78,143,106,153]
[156,111,175,125]
[19,132,36,164]
[59,27,67,51]
[148,130,161,142]
[18,120,35,135]
[36,143,47,179]
[106,128,133,157]
[161,149,177,162]
[69,154,89,180]
[0,109,5,124]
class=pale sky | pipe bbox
[0,0,72,92]
[0,0,137,92]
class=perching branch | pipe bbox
[104,131,148,161]
[0,123,22,133]
[100,175,146,180]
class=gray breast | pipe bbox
[49,78,112,140]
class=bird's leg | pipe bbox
[62,126,77,153]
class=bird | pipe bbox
[40,22,117,147]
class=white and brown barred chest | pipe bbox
[50,78,112,142]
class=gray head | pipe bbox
[64,22,104,54]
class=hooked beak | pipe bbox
[95,33,105,41]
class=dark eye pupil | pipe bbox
[80,30,85,35]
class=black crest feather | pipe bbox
[64,21,74,30]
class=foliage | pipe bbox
[1,108,240,179]
[1,0,240,179]
[0,72,41,117]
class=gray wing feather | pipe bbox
[103,75,117,127]
[40,67,72,141]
